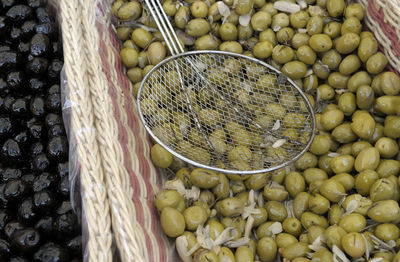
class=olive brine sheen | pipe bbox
[0,0,81,261]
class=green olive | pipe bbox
[175,6,190,29]
[309,194,330,215]
[306,226,325,245]
[302,168,327,185]
[328,204,344,225]
[264,200,287,222]
[367,200,400,223]
[120,47,139,68]
[251,11,272,31]
[183,206,208,231]
[289,11,309,29]
[327,72,349,89]
[195,34,219,50]
[384,115,400,138]
[219,41,243,54]
[335,32,360,54]
[154,189,185,213]
[190,1,208,18]
[282,217,302,237]
[281,61,307,80]
[375,96,400,115]
[148,42,166,65]
[375,223,400,242]
[332,123,357,143]
[162,0,177,16]
[220,197,244,217]
[295,152,318,170]
[341,17,362,35]
[337,143,353,155]
[355,85,374,109]
[276,233,298,249]
[272,45,294,64]
[351,110,376,140]
[285,172,306,197]
[263,181,289,202]
[259,29,277,45]
[235,0,254,15]
[257,237,277,262]
[219,22,238,41]
[253,41,273,59]
[190,168,220,189]
[313,61,330,80]
[281,242,310,260]
[366,52,388,75]
[372,73,385,96]
[380,71,400,96]
[194,249,218,262]
[324,225,347,249]
[139,52,150,69]
[291,33,310,49]
[260,2,277,16]
[317,84,335,100]
[301,211,329,229]
[331,173,354,191]
[339,54,361,75]
[212,173,230,200]
[160,207,185,237]
[323,21,341,39]
[339,213,366,232]
[347,70,371,92]
[321,108,344,131]
[369,178,396,201]
[321,49,342,70]
[341,232,366,258]
[377,160,400,178]
[226,122,251,147]
[355,169,379,196]
[374,252,394,262]
[358,36,378,62]
[117,1,142,20]
[354,147,380,172]
[375,137,399,158]
[186,18,210,37]
[345,3,364,20]
[131,28,152,49]
[319,179,346,202]
[235,246,254,262]
[272,13,289,31]
[326,0,345,17]
[127,67,143,84]
[293,192,310,219]
[296,45,316,65]
[218,247,235,262]
[244,172,268,190]
[151,144,173,168]
[269,25,288,42]
[368,123,385,144]
[238,24,254,40]
[309,34,332,52]
[307,15,324,35]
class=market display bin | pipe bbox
[57,0,400,261]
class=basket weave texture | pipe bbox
[58,0,400,261]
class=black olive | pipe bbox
[0,184,7,208]
[47,136,67,161]
[1,139,22,163]
[57,162,68,178]
[29,78,46,92]
[25,117,38,129]
[47,84,59,94]
[14,130,30,147]
[29,123,43,140]
[53,213,78,237]
[4,179,29,203]
[46,59,62,82]
[0,116,12,138]
[0,238,10,260]
[11,228,40,252]
[31,154,49,172]
[48,125,65,138]
[56,201,71,215]
[21,174,35,185]
[7,71,25,93]
[35,7,52,23]
[44,113,61,128]
[33,190,55,211]
[17,42,30,55]
[0,78,8,96]
[34,216,52,237]
[50,41,62,58]
[21,20,36,38]
[4,221,24,239]
[0,16,7,36]
[66,236,81,257]
[34,242,69,262]
[11,98,28,117]
[0,0,15,11]
[2,97,14,112]
[33,173,57,192]
[0,51,18,74]
[10,256,29,262]
[57,176,69,199]
[45,93,60,113]
[0,209,14,232]
[30,33,49,57]
[18,197,37,224]
[26,57,48,77]
[9,26,22,43]
[1,168,21,183]
[6,5,33,25]
[0,44,11,52]
[30,142,44,156]
[27,0,47,8]
[35,23,57,40]
[30,96,45,117]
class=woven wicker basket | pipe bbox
[57,0,400,261]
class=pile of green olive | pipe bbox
[113,0,400,261]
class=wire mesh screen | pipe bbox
[138,51,315,174]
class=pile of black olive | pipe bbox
[0,0,81,261]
